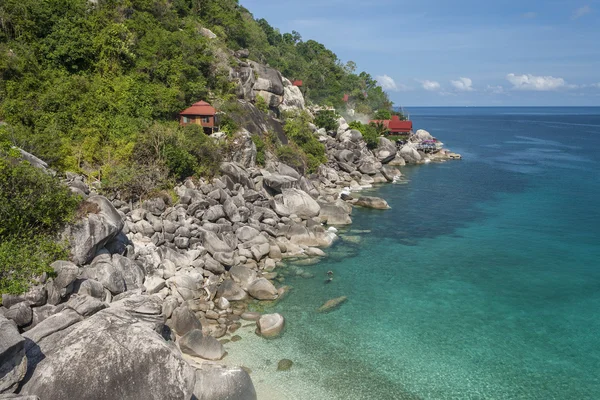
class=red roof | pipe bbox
[370,116,412,133]
[179,101,216,116]
[292,80,303,87]
[342,94,349,102]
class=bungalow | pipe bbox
[179,100,218,134]
[292,80,303,87]
[370,115,413,134]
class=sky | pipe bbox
[239,0,600,106]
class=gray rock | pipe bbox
[168,275,202,301]
[263,174,297,193]
[142,197,166,216]
[247,278,278,301]
[4,303,32,328]
[277,188,320,219]
[64,295,107,317]
[22,309,83,345]
[399,144,422,164]
[69,196,124,265]
[355,196,390,210]
[235,226,261,243]
[20,307,195,400]
[413,129,433,142]
[381,165,402,181]
[250,243,270,262]
[216,280,248,302]
[179,329,225,360]
[202,231,233,255]
[73,279,105,299]
[256,313,285,338]
[375,137,398,164]
[47,261,79,305]
[250,61,284,96]
[229,265,258,291]
[144,276,166,294]
[192,364,256,400]
[0,316,27,394]
[220,162,255,189]
[171,306,202,336]
[318,202,352,225]
[1,286,46,309]
[339,129,362,143]
[203,205,226,222]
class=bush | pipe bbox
[251,135,266,166]
[0,236,68,295]
[283,111,327,173]
[276,145,307,174]
[0,159,80,239]
[255,95,269,113]
[348,121,380,149]
[314,110,339,132]
[101,161,171,202]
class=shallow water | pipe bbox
[224,107,600,399]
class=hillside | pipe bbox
[0,0,393,191]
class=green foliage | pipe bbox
[276,145,307,174]
[283,111,326,173]
[314,110,339,132]
[0,236,68,295]
[348,121,380,149]
[251,135,266,166]
[0,159,80,239]
[373,109,392,120]
[255,95,269,113]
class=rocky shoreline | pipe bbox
[0,119,460,399]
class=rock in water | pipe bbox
[277,359,293,371]
[317,296,348,313]
[20,307,196,400]
[256,314,285,338]
[355,196,390,210]
[192,364,256,400]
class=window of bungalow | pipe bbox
[183,116,189,124]
[202,117,210,123]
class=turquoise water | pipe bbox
[226,107,600,399]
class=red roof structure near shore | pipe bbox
[292,80,303,87]
[179,100,216,116]
[370,115,413,133]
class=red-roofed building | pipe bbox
[370,115,413,134]
[342,94,349,103]
[292,80,303,87]
[179,100,218,134]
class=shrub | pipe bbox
[283,111,327,173]
[314,110,339,131]
[101,161,171,202]
[0,159,80,239]
[0,236,68,295]
[276,144,307,174]
[251,135,266,166]
[348,121,380,149]
[255,95,269,113]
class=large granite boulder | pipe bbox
[220,162,255,190]
[229,132,257,169]
[263,174,297,193]
[413,129,433,142]
[46,261,80,305]
[279,78,305,112]
[192,364,256,400]
[318,201,352,225]
[0,317,27,394]
[249,61,284,96]
[179,329,225,361]
[256,313,285,338]
[375,137,398,164]
[399,144,422,164]
[20,307,196,400]
[339,129,363,143]
[278,188,320,219]
[68,196,124,265]
[355,196,390,210]
[247,278,278,300]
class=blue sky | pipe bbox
[240,0,600,106]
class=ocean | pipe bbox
[223,107,600,400]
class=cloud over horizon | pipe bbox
[451,77,474,92]
[506,73,573,91]
[421,80,441,91]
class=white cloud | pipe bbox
[486,85,506,94]
[591,83,600,89]
[506,73,575,91]
[376,75,398,91]
[421,80,441,91]
[572,5,592,19]
[450,77,474,92]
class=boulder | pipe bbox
[399,144,422,164]
[22,309,83,344]
[235,226,261,243]
[192,364,256,400]
[317,296,348,313]
[247,278,278,301]
[216,280,248,302]
[256,313,285,338]
[278,188,320,219]
[0,316,27,394]
[335,149,355,164]
[279,79,305,112]
[375,137,398,164]
[171,306,202,336]
[4,303,32,328]
[178,329,225,360]
[229,265,257,291]
[263,174,297,193]
[142,198,166,216]
[64,295,107,317]
[355,196,390,210]
[413,129,433,142]
[20,307,196,400]
[339,129,362,143]
[249,61,284,96]
[47,261,79,305]
[68,196,124,266]
[202,232,233,255]
[318,202,352,225]
[1,286,46,309]
[336,117,349,136]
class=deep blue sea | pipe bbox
[225,107,600,399]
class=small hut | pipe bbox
[179,101,218,134]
